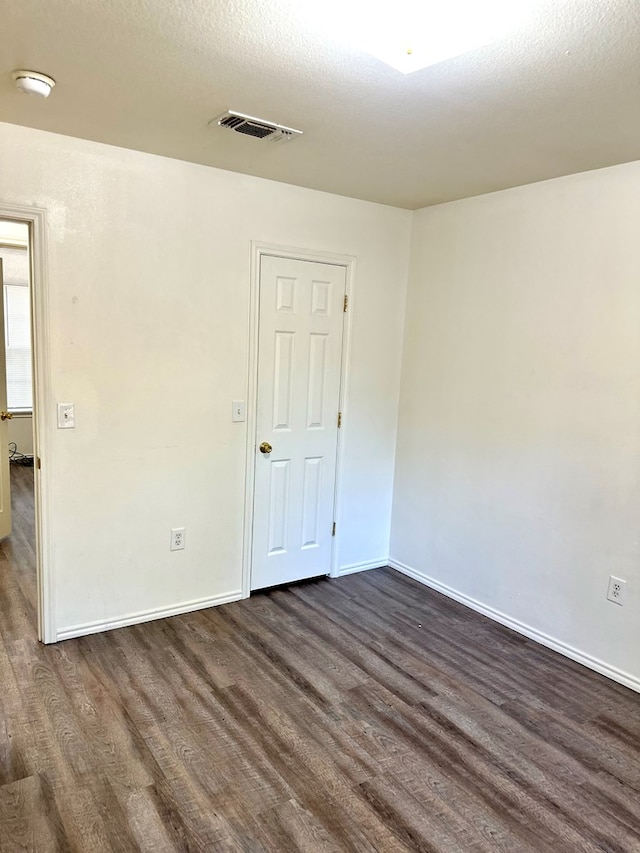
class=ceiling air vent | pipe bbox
[213,111,303,143]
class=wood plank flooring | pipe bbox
[1,466,640,851]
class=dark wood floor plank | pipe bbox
[358,773,485,853]
[257,796,347,853]
[115,784,179,853]
[0,774,67,853]
[1,468,640,850]
[382,749,531,853]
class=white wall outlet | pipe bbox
[57,403,75,429]
[606,575,626,606]
[170,527,186,551]
[232,400,246,423]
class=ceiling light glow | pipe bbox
[303,0,538,73]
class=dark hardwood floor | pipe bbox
[1,466,640,851]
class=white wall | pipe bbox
[8,414,33,456]
[391,161,640,689]
[0,121,410,637]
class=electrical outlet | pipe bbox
[606,575,626,606]
[170,527,185,551]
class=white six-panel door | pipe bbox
[251,255,346,590]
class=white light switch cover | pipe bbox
[57,403,75,429]
[232,401,246,422]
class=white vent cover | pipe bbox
[213,111,303,143]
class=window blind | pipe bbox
[0,246,32,411]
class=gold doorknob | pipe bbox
[259,441,273,454]
[0,412,13,421]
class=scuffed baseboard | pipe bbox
[388,558,640,695]
[56,589,243,641]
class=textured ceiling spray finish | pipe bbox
[1,0,639,209]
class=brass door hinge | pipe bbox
[332,522,336,537]
[343,294,348,312]
[337,411,342,428]
[36,457,41,470]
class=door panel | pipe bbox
[273,331,294,430]
[301,456,322,548]
[251,256,346,590]
[0,259,12,540]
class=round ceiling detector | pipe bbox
[12,70,56,98]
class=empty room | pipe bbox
[1,0,639,850]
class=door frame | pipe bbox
[242,242,356,597]
[0,202,55,642]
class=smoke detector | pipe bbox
[213,111,302,143]
[12,70,56,98]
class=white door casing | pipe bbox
[0,203,53,643]
[251,255,346,590]
[0,259,11,540]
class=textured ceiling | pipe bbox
[0,0,639,209]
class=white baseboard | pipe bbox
[56,589,243,642]
[388,558,640,695]
[337,559,388,577]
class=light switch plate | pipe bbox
[232,401,246,423]
[57,403,75,429]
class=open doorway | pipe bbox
[0,219,37,638]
